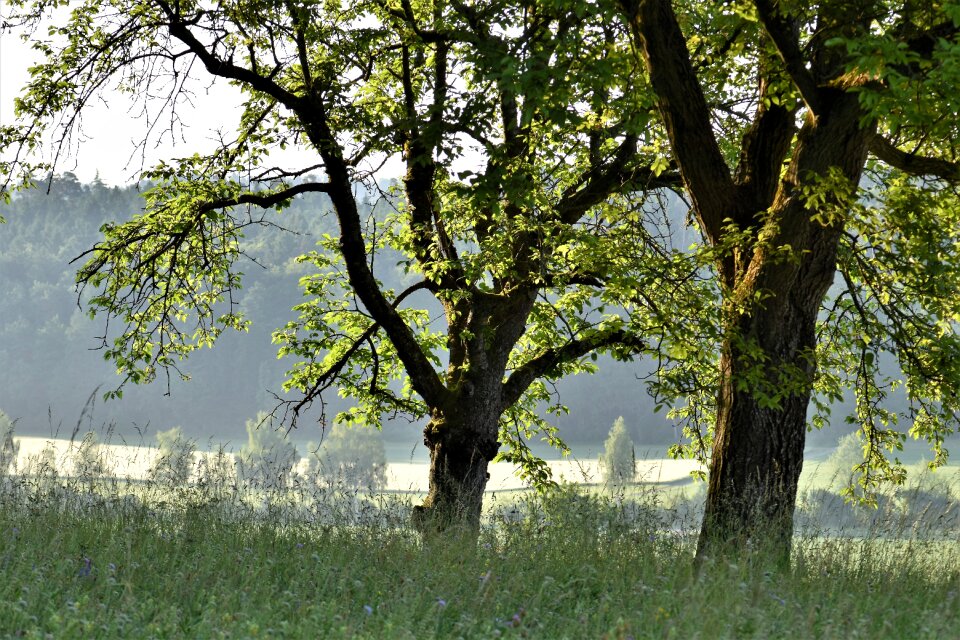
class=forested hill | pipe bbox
[0,173,691,447]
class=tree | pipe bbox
[1,0,703,532]
[195,446,236,496]
[22,442,59,487]
[309,423,388,491]
[148,426,196,487]
[236,412,299,490]
[619,0,960,559]
[600,416,636,485]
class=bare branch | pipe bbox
[155,0,303,110]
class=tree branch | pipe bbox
[155,0,303,111]
[870,135,960,182]
[734,58,799,218]
[72,181,333,272]
[753,0,823,114]
[501,329,646,409]
[199,181,333,214]
[289,280,436,421]
[556,135,681,224]
[619,0,736,244]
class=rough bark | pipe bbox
[698,90,873,560]
[697,253,828,560]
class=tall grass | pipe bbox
[1,452,958,639]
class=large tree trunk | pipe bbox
[412,386,502,534]
[412,294,533,534]
[696,280,823,562]
[696,92,873,562]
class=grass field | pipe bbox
[1,464,958,639]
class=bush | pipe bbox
[148,427,196,487]
[824,431,863,489]
[795,488,858,532]
[0,411,18,476]
[897,466,960,534]
[72,431,112,481]
[236,412,298,490]
[309,423,387,490]
[600,417,635,485]
[196,446,236,495]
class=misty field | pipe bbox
[1,440,958,640]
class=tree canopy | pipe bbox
[1,0,709,529]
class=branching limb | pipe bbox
[753,0,822,114]
[287,280,435,423]
[556,145,682,224]
[155,0,303,110]
[73,181,333,273]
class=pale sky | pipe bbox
[0,24,407,187]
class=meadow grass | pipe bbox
[1,476,958,640]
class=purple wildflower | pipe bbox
[77,557,93,578]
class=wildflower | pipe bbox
[502,607,525,628]
[436,598,447,608]
[363,605,373,615]
[77,557,93,578]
